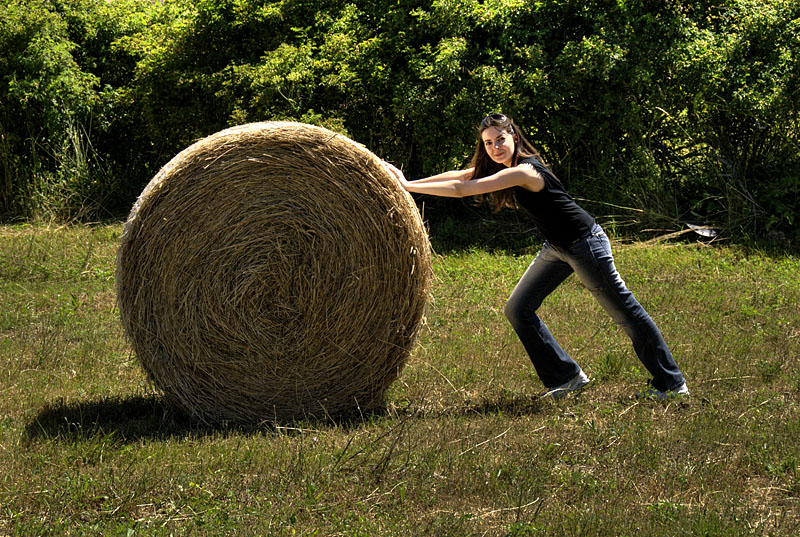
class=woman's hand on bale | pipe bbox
[383,161,410,189]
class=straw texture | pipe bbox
[115,122,431,424]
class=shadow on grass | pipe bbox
[460,398,546,418]
[24,395,203,442]
[24,389,549,443]
[23,396,390,442]
[22,394,414,443]
[394,391,547,421]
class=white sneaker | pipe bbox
[637,381,690,400]
[540,369,591,400]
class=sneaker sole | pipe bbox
[542,378,591,400]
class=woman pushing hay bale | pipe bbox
[115,122,432,424]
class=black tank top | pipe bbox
[513,156,595,248]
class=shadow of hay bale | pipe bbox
[23,396,394,442]
[24,395,185,442]
[23,391,548,443]
[115,122,432,425]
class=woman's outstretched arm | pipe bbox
[403,168,475,184]
[384,161,543,197]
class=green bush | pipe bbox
[0,0,155,220]
[1,0,798,243]
[1,0,95,219]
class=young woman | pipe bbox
[384,113,688,399]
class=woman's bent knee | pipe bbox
[504,297,532,326]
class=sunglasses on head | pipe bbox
[481,113,508,128]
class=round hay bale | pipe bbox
[115,122,431,424]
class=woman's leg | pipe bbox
[569,225,685,391]
[504,243,580,388]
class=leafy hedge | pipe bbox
[1,0,798,242]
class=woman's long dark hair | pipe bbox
[469,113,548,210]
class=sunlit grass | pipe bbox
[1,223,798,536]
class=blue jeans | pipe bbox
[504,223,685,391]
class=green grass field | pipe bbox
[1,223,798,536]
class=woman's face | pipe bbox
[481,126,516,167]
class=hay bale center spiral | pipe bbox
[115,122,431,424]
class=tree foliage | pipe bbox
[1,0,798,242]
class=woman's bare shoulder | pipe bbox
[515,161,544,192]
